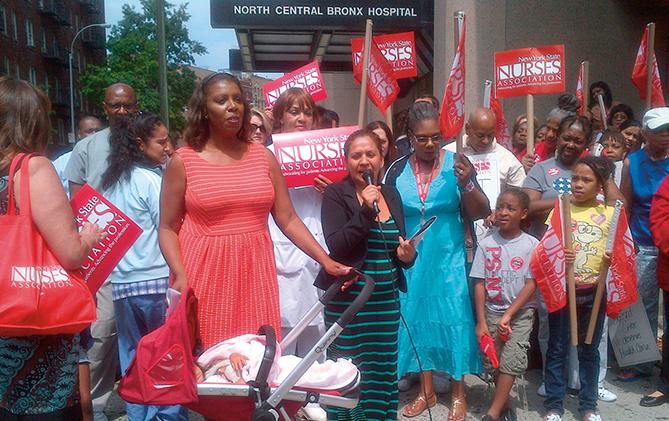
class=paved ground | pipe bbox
[107,366,667,420]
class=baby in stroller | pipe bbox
[195,333,359,391]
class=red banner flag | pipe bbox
[440,15,466,140]
[489,90,512,150]
[531,199,638,317]
[631,26,666,107]
[575,64,585,115]
[352,32,417,80]
[351,39,400,114]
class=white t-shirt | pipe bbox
[470,230,538,314]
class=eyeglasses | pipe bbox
[411,132,444,144]
[250,123,266,133]
[104,102,138,112]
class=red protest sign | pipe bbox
[494,45,565,98]
[272,126,358,188]
[71,184,142,294]
[351,38,400,114]
[352,32,417,80]
[263,60,327,108]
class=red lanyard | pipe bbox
[411,156,438,204]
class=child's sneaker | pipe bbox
[582,412,603,421]
[598,386,617,402]
[543,413,562,421]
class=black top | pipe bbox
[315,177,415,292]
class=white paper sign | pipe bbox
[609,299,661,367]
[470,154,500,238]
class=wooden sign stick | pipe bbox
[357,19,373,128]
[561,194,578,347]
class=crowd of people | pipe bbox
[0,72,668,421]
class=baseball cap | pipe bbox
[642,107,669,130]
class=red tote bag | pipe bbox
[118,288,199,406]
[0,153,96,336]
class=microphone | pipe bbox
[362,170,380,214]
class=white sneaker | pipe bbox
[302,403,327,421]
[537,382,547,397]
[598,386,617,402]
[583,412,603,421]
[543,413,562,421]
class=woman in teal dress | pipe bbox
[385,102,490,420]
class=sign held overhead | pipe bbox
[494,45,565,98]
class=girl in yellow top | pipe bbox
[543,156,623,421]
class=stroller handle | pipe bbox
[331,270,375,329]
[254,325,277,391]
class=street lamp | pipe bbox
[69,22,110,143]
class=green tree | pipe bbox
[81,0,206,131]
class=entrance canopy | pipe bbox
[210,0,434,75]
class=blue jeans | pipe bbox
[634,246,660,374]
[114,293,188,421]
[543,290,605,416]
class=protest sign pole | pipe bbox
[646,22,656,110]
[385,106,393,132]
[582,61,590,112]
[586,201,622,344]
[526,94,535,155]
[598,94,608,129]
[357,19,373,127]
[561,194,578,347]
[483,80,492,108]
[454,11,465,154]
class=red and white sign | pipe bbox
[263,61,328,108]
[71,185,142,294]
[272,126,358,188]
[352,31,417,80]
[494,45,566,98]
[440,15,466,139]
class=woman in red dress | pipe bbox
[159,73,349,349]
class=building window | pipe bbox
[57,119,66,144]
[25,19,34,47]
[28,67,37,85]
[11,12,18,41]
[15,63,20,79]
[0,6,7,35]
[41,31,47,53]
[0,58,7,75]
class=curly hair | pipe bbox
[183,72,251,151]
[0,77,51,166]
[101,113,164,191]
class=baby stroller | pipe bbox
[119,272,375,421]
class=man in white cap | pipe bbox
[620,107,669,383]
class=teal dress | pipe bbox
[394,152,481,380]
[325,219,401,421]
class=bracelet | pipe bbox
[459,180,476,193]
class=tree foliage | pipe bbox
[81,0,206,131]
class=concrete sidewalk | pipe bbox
[107,366,665,420]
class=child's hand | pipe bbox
[230,353,249,372]
[564,248,576,264]
[602,251,612,266]
[475,322,490,340]
[498,314,513,337]
[194,364,204,383]
[483,210,496,228]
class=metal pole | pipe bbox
[156,0,169,128]
[69,23,110,142]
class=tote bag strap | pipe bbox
[6,152,34,217]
